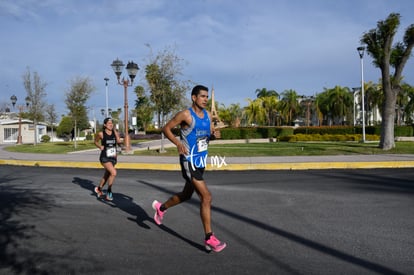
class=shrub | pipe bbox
[219,127,294,139]
[395,126,413,137]
[278,133,380,142]
[41,135,51,143]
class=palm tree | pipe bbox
[364,81,378,126]
[315,90,332,125]
[365,82,383,125]
[278,89,300,125]
[326,86,353,125]
[298,96,316,126]
[244,98,266,126]
[402,83,414,124]
[255,88,278,98]
[396,82,412,125]
[314,92,329,126]
[261,96,278,126]
[251,89,280,125]
[218,103,242,127]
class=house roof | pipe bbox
[0,119,47,126]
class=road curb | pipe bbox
[2,159,414,170]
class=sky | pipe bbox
[1,0,414,121]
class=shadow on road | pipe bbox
[138,179,403,275]
[71,177,152,229]
[72,177,206,251]
[158,224,207,252]
[0,173,66,274]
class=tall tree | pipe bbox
[363,81,379,126]
[325,86,353,125]
[261,96,279,126]
[44,104,58,141]
[244,98,266,126]
[401,83,414,124]
[314,92,329,126]
[278,89,300,125]
[255,88,278,98]
[361,13,414,149]
[22,67,47,145]
[64,76,95,146]
[133,85,154,132]
[57,116,73,139]
[145,45,190,127]
[218,103,242,127]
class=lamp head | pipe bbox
[10,95,17,107]
[126,61,139,82]
[111,59,124,79]
[25,96,30,107]
[357,46,365,58]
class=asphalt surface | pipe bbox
[1,142,414,274]
[1,166,413,275]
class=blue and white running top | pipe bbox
[181,108,211,168]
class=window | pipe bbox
[4,128,18,142]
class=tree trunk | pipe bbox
[33,119,38,146]
[379,88,396,150]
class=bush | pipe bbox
[395,126,413,137]
[41,135,51,143]
[219,127,294,139]
[86,133,93,141]
[278,133,380,142]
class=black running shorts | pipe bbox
[180,155,205,181]
[100,156,117,166]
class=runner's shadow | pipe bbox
[71,176,96,198]
[72,177,151,229]
[136,180,207,252]
[157,224,207,253]
[112,193,151,229]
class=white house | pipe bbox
[0,117,47,144]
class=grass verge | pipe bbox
[3,140,414,157]
[132,141,414,157]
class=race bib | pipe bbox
[106,147,116,157]
[197,137,208,152]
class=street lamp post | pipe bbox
[357,46,366,142]
[104,77,109,117]
[111,58,139,154]
[10,95,30,144]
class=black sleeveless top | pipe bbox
[100,130,117,160]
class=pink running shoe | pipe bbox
[152,200,165,225]
[94,186,103,198]
[205,234,227,252]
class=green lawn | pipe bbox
[6,140,411,157]
[134,141,414,157]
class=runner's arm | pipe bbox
[163,110,190,155]
[207,111,216,140]
[114,130,123,146]
[94,132,104,150]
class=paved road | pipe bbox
[1,166,413,274]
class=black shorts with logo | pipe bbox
[180,155,204,181]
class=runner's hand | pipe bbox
[176,142,188,155]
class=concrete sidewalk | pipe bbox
[1,140,414,170]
